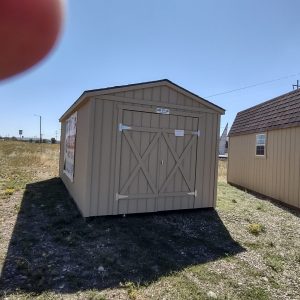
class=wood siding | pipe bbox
[88,85,220,216]
[228,127,300,209]
[59,100,92,216]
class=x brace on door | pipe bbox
[118,128,197,199]
[120,131,160,195]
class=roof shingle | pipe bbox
[229,89,300,136]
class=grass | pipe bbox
[247,223,265,236]
[0,142,300,300]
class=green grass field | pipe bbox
[0,141,299,300]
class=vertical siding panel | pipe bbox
[209,114,218,206]
[266,132,273,197]
[183,116,194,209]
[158,114,169,211]
[125,91,134,98]
[118,111,131,214]
[161,86,169,103]
[59,122,66,176]
[297,127,300,208]
[135,111,147,213]
[280,130,286,201]
[247,135,253,190]
[90,101,103,215]
[143,88,153,101]
[273,131,279,198]
[194,114,206,208]
[174,116,185,208]
[191,117,199,199]
[177,93,185,106]
[97,101,114,215]
[277,130,283,201]
[180,116,188,209]
[285,129,291,205]
[140,112,153,212]
[152,86,161,102]
[149,112,159,212]
[133,89,144,100]
[212,115,220,206]
[107,103,118,215]
[184,95,193,106]
[128,111,140,213]
[169,89,178,105]
[288,128,295,206]
[168,114,177,210]
[202,114,213,207]
[271,131,277,198]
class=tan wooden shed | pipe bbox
[59,79,225,217]
[228,88,300,210]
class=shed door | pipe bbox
[115,108,199,213]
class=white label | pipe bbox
[156,107,170,114]
[175,129,184,137]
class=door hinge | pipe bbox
[192,130,200,137]
[187,190,197,197]
[116,193,128,201]
[119,123,132,132]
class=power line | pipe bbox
[205,72,300,98]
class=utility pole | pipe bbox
[293,80,300,90]
[34,114,42,143]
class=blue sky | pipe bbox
[1,0,300,139]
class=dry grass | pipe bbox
[0,141,59,199]
[0,143,300,300]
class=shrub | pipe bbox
[248,223,265,236]
[4,188,15,196]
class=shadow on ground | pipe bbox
[1,178,245,295]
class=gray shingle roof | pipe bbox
[229,89,300,136]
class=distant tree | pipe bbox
[51,137,56,144]
[11,136,17,141]
[29,138,33,143]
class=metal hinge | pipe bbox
[187,190,197,197]
[116,193,128,201]
[192,130,200,137]
[119,123,132,132]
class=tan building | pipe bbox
[59,79,225,217]
[228,89,300,209]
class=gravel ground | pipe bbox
[0,144,299,300]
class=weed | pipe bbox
[239,287,269,300]
[256,203,265,210]
[265,254,284,272]
[123,282,139,300]
[248,223,265,236]
[4,187,14,196]
[84,290,107,300]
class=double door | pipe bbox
[115,106,200,213]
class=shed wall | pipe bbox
[59,101,92,216]
[228,127,300,209]
[88,86,220,216]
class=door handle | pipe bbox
[161,160,164,165]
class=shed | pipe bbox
[228,88,300,209]
[59,79,225,217]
